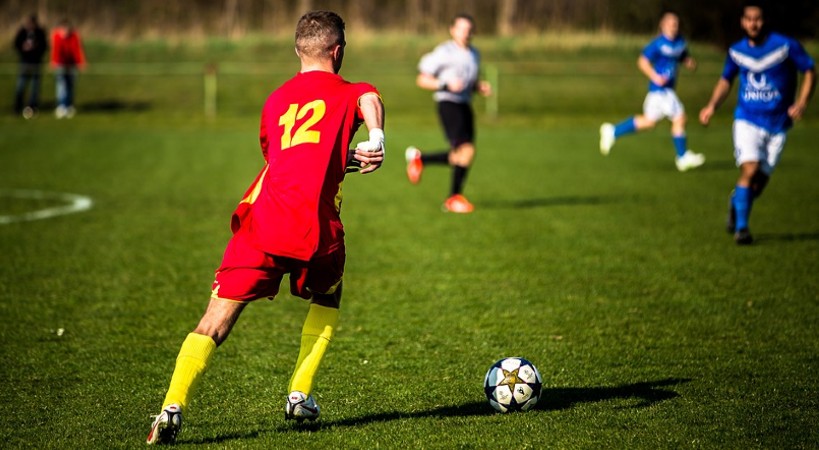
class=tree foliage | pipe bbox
[2,0,817,45]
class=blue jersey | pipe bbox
[642,34,689,92]
[722,32,815,133]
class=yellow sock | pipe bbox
[288,304,339,395]
[163,332,216,411]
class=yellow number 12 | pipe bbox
[279,100,326,149]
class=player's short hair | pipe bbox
[742,0,766,16]
[450,13,475,27]
[659,10,679,21]
[295,11,345,59]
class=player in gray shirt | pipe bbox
[405,13,492,213]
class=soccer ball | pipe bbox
[483,357,542,413]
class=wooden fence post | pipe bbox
[204,63,218,118]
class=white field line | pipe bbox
[0,189,93,225]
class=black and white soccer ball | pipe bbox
[483,357,542,413]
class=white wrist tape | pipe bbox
[368,128,385,154]
[369,128,384,144]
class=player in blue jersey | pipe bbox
[699,1,815,245]
[600,11,705,172]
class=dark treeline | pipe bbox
[3,0,817,46]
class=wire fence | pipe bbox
[1,59,729,120]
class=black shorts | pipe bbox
[437,101,474,148]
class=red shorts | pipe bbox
[211,228,345,302]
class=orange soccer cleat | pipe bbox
[443,194,474,213]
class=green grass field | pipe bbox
[1,35,818,448]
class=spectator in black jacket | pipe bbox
[14,14,48,118]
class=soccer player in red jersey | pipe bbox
[147,11,385,445]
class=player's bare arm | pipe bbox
[683,56,697,72]
[416,72,465,93]
[476,80,492,97]
[699,77,733,125]
[415,72,438,90]
[788,67,816,120]
[638,55,666,86]
[354,92,386,174]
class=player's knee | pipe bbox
[737,163,759,186]
[192,322,230,346]
[311,283,342,308]
[192,298,247,346]
[635,116,656,130]
[751,170,770,198]
[312,292,340,308]
[456,153,475,166]
[451,143,475,166]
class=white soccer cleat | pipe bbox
[675,150,705,172]
[285,391,320,422]
[599,123,615,155]
[146,404,182,445]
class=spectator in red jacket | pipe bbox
[51,19,85,119]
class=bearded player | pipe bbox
[699,1,815,244]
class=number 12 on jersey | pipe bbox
[279,100,326,149]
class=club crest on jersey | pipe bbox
[744,72,780,102]
[748,72,768,89]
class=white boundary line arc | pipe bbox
[0,189,94,225]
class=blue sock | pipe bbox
[614,117,636,138]
[672,135,687,158]
[732,186,752,231]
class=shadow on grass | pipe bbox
[754,231,819,243]
[480,195,617,210]
[284,377,691,432]
[10,99,151,116]
[543,377,690,410]
[191,378,690,444]
[79,99,151,113]
[9,99,151,115]
[688,160,736,172]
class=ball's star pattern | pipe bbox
[499,368,525,388]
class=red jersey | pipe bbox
[231,71,379,261]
